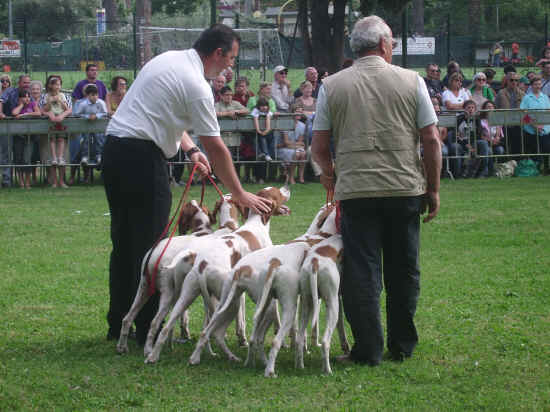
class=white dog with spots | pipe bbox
[116,196,240,355]
[144,186,291,364]
[188,204,338,377]
[296,233,350,375]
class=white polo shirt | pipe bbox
[106,49,220,158]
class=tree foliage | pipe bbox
[151,0,205,16]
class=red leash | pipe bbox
[145,163,199,296]
[145,167,225,296]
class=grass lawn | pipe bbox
[7,64,538,98]
[0,176,549,410]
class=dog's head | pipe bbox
[212,194,240,229]
[238,186,291,225]
[178,200,211,235]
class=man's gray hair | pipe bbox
[304,66,316,76]
[350,15,392,55]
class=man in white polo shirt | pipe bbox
[103,24,271,345]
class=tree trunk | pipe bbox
[309,0,347,73]
[412,0,424,35]
[297,0,313,67]
[468,0,482,37]
[136,0,152,66]
[103,0,120,31]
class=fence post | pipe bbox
[402,6,408,68]
[210,0,217,26]
[133,12,138,79]
[446,14,451,64]
[23,16,28,73]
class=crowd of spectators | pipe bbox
[2,50,550,188]
[423,46,550,178]
[0,64,127,189]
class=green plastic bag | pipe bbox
[514,159,540,177]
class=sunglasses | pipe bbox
[429,69,441,73]
[509,79,519,82]
[278,71,287,75]
[1,79,10,83]
[476,78,486,82]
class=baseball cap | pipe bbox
[273,65,288,74]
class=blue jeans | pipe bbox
[81,133,106,160]
[476,139,490,177]
[258,131,275,158]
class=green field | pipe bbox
[5,64,539,97]
[1,177,549,410]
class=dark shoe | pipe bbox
[384,350,411,363]
[106,330,119,341]
[334,353,356,365]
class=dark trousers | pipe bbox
[102,135,171,342]
[341,196,422,365]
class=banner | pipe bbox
[96,8,106,35]
[393,37,435,55]
[0,40,21,58]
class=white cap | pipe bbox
[273,65,287,74]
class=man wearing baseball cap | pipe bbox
[271,65,292,112]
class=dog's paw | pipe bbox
[144,353,159,364]
[116,344,129,354]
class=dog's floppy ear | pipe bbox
[316,204,335,229]
[178,202,195,235]
[209,199,222,225]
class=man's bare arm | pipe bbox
[420,123,441,223]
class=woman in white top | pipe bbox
[442,72,472,111]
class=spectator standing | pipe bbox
[28,80,43,185]
[442,61,469,88]
[0,74,32,187]
[538,61,550,96]
[72,64,107,102]
[500,65,517,90]
[105,76,128,116]
[520,75,550,173]
[491,41,504,67]
[312,15,441,366]
[251,97,275,161]
[233,76,254,106]
[277,108,306,184]
[456,100,490,178]
[74,84,108,167]
[271,65,292,112]
[480,100,505,175]
[43,75,72,188]
[102,24,271,344]
[442,72,472,111]
[293,67,320,99]
[424,63,443,104]
[0,74,11,187]
[11,90,41,188]
[292,80,316,115]
[469,72,494,108]
[483,68,499,94]
[212,74,226,102]
[495,72,524,158]
[511,42,520,65]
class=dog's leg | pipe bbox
[236,294,248,347]
[145,275,200,364]
[295,290,312,369]
[117,276,150,354]
[178,309,191,342]
[143,287,174,357]
[189,288,242,365]
[264,280,299,378]
[322,293,339,375]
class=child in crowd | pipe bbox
[11,89,41,188]
[456,100,490,177]
[43,76,69,168]
[251,97,274,161]
[74,83,107,166]
[480,100,505,175]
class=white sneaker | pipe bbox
[58,157,66,166]
[95,155,102,165]
[81,156,89,166]
[265,154,273,162]
[51,157,58,166]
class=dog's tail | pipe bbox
[309,257,321,335]
[254,259,282,325]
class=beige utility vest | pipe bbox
[323,56,426,200]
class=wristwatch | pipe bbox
[185,146,201,159]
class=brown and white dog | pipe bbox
[144,186,291,364]
[296,233,350,375]
[188,204,338,376]
[116,197,240,355]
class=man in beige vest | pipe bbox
[311,15,441,366]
